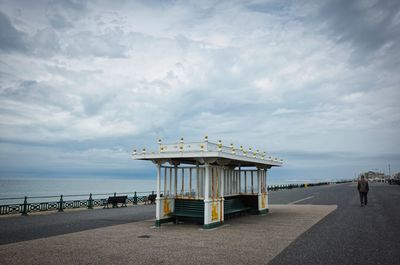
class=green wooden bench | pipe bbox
[174,199,204,223]
[224,198,251,218]
[104,195,127,208]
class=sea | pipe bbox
[0,176,329,205]
[0,177,157,205]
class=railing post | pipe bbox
[88,193,93,209]
[133,192,137,205]
[113,192,117,208]
[58,195,64,212]
[21,196,28,216]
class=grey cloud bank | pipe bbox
[0,0,399,181]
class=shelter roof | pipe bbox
[132,140,283,168]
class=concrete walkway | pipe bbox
[269,183,400,265]
[0,204,336,265]
[0,204,155,245]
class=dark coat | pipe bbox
[357,179,369,193]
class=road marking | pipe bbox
[289,196,314,205]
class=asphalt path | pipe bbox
[269,182,400,265]
[0,204,155,245]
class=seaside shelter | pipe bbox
[131,137,283,229]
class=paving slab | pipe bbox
[0,204,336,265]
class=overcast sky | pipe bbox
[0,0,399,182]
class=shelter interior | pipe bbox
[158,162,268,225]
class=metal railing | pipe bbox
[0,180,352,216]
[267,180,352,191]
[0,191,155,216]
[267,182,329,191]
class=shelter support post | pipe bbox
[174,165,178,196]
[257,168,269,214]
[203,163,223,229]
[156,164,161,221]
[204,163,211,227]
[196,163,199,199]
[220,166,225,222]
[155,163,174,227]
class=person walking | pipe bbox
[357,175,369,207]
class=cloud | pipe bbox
[0,11,27,52]
[317,0,400,50]
[48,13,73,30]
[0,0,399,179]
[46,0,88,30]
[271,108,301,115]
[314,0,400,67]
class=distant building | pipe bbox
[388,172,400,185]
[359,171,385,182]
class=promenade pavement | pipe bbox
[0,182,399,265]
[269,182,400,265]
[0,204,336,265]
[0,203,155,245]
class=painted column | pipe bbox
[204,163,211,226]
[163,167,167,195]
[227,170,230,195]
[196,163,199,199]
[155,163,175,226]
[174,165,178,197]
[257,168,269,214]
[238,166,241,193]
[155,163,174,227]
[181,167,184,195]
[235,170,238,194]
[251,170,254,194]
[156,163,161,221]
[169,167,172,196]
[244,171,247,193]
[220,166,225,222]
[265,169,269,211]
[232,170,235,194]
[203,162,222,228]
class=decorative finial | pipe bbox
[204,135,208,142]
[218,140,222,151]
[157,139,162,144]
[180,137,184,144]
[142,148,146,154]
[132,149,137,155]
